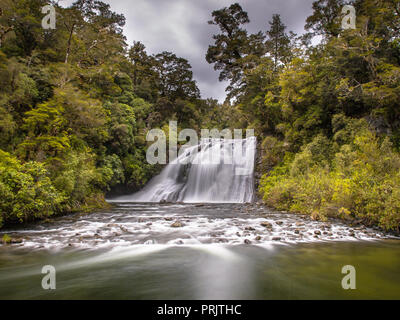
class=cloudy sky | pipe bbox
[61,0,316,101]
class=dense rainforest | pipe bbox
[0,0,399,232]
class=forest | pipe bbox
[0,0,399,232]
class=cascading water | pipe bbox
[110,137,257,203]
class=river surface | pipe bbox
[0,203,399,299]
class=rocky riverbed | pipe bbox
[0,203,396,250]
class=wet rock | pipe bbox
[195,204,205,207]
[244,239,252,245]
[217,238,228,243]
[119,226,128,233]
[294,229,300,234]
[171,221,183,228]
[261,222,273,229]
[160,199,167,204]
[276,221,284,226]
[10,238,23,244]
[349,231,356,237]
[2,235,23,244]
[245,226,256,231]
[164,217,174,221]
[272,237,281,241]
[314,230,321,235]
[295,222,304,226]
[255,236,262,241]
[146,222,152,226]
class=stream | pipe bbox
[0,203,399,299]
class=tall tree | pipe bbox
[154,51,200,101]
[206,3,265,98]
[305,0,346,38]
[265,14,292,71]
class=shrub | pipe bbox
[0,150,66,226]
[260,123,400,231]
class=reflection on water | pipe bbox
[0,204,399,299]
[0,241,400,299]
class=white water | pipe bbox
[110,137,257,203]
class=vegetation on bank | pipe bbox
[0,0,221,227]
[205,0,400,232]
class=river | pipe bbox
[0,203,399,299]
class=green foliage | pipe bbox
[0,150,66,226]
[260,121,400,231]
[0,0,217,228]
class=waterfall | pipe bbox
[109,137,256,203]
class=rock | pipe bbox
[261,222,273,229]
[164,217,173,221]
[294,229,300,234]
[10,238,23,244]
[195,204,205,207]
[276,221,284,226]
[255,236,262,241]
[244,239,252,245]
[314,230,321,235]
[160,199,167,204]
[272,237,281,241]
[295,222,304,226]
[349,232,356,237]
[245,226,256,231]
[1,235,23,244]
[171,221,183,228]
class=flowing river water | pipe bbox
[1,139,399,299]
[0,203,399,299]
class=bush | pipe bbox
[260,122,400,231]
[0,150,66,226]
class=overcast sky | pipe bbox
[60,0,316,102]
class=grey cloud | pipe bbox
[61,0,316,101]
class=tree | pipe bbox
[206,3,265,97]
[154,51,200,100]
[305,0,346,38]
[0,7,13,48]
[61,0,126,66]
[265,14,292,71]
